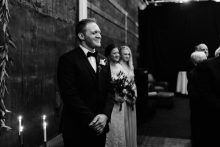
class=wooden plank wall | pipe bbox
[0,0,76,146]
[88,0,139,66]
[0,0,138,146]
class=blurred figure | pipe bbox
[187,51,207,147]
[214,46,220,57]
[120,45,137,147]
[194,43,209,57]
[190,51,207,66]
[193,51,220,146]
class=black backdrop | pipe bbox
[139,1,220,90]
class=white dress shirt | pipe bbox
[80,45,97,72]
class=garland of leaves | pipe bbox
[0,0,16,97]
[0,0,16,132]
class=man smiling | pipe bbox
[57,18,114,147]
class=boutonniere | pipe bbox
[97,59,107,72]
[99,59,106,66]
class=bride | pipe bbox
[104,44,127,147]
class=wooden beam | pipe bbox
[87,2,139,38]
[79,0,87,20]
[87,1,124,29]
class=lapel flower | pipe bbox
[99,59,106,66]
[97,59,107,73]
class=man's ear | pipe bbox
[78,33,85,41]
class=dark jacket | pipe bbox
[57,47,114,146]
[191,56,220,147]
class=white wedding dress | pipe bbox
[106,62,137,147]
[105,63,127,147]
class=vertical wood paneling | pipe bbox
[0,0,138,146]
[0,0,76,146]
[87,0,139,63]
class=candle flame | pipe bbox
[42,115,46,120]
[18,115,22,120]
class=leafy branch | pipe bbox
[0,0,16,98]
[0,0,15,131]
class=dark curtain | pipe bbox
[139,1,220,90]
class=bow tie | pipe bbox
[87,52,97,58]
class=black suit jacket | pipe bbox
[196,56,220,111]
[57,47,114,141]
[187,68,201,109]
[192,56,220,146]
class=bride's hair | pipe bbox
[120,45,134,71]
[105,43,117,57]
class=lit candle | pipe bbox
[42,115,47,142]
[18,115,22,136]
[43,122,47,142]
[19,126,24,147]
[20,126,24,133]
[42,115,46,121]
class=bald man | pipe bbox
[194,43,209,57]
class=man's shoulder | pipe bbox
[60,47,81,59]
[197,56,220,71]
[98,53,106,59]
[203,56,220,66]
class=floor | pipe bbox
[138,136,191,147]
[44,96,191,147]
[137,95,191,147]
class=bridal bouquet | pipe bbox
[124,80,136,110]
[111,71,136,111]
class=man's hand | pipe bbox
[89,114,108,135]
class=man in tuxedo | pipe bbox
[57,18,114,147]
[192,54,220,146]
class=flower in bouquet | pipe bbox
[124,80,137,110]
[111,71,128,111]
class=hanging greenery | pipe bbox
[0,0,16,132]
[0,0,16,97]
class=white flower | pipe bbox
[99,59,106,66]
[122,89,128,94]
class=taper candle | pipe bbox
[18,115,22,136]
[43,122,47,142]
[42,115,47,142]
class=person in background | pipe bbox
[214,46,220,57]
[190,51,207,66]
[189,49,220,146]
[194,43,209,57]
[57,18,114,147]
[105,44,127,147]
[187,51,207,147]
[120,45,137,147]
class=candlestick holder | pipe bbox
[43,141,47,147]
[19,133,24,147]
[18,126,24,147]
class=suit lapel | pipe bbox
[76,47,97,80]
[96,54,101,73]
[96,54,106,76]
[96,54,109,89]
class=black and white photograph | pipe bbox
[1,0,220,146]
